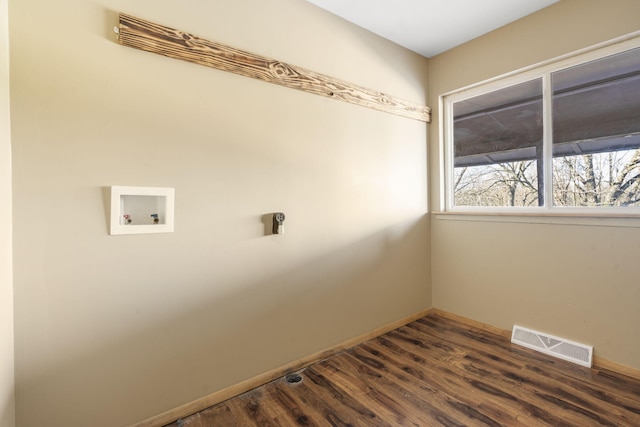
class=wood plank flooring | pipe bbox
[165,313,640,426]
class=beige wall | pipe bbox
[17,0,640,425]
[9,0,429,425]
[1,0,15,424]
[429,0,640,370]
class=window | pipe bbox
[443,40,640,213]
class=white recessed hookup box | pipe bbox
[110,186,175,235]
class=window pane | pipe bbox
[553,149,640,207]
[454,161,539,207]
[552,47,640,207]
[453,79,543,206]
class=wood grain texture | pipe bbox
[130,308,432,427]
[430,308,512,339]
[165,313,640,427]
[117,13,431,123]
[593,356,640,381]
[434,308,640,381]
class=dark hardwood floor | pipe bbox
[166,313,640,426]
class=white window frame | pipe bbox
[440,32,640,216]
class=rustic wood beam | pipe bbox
[117,13,431,123]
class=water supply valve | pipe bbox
[272,212,285,235]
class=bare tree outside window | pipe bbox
[553,150,640,207]
[454,150,640,208]
[454,161,538,207]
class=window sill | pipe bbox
[432,210,640,228]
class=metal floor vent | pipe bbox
[511,325,593,368]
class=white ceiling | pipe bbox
[306,0,559,58]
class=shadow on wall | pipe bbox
[16,214,430,427]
